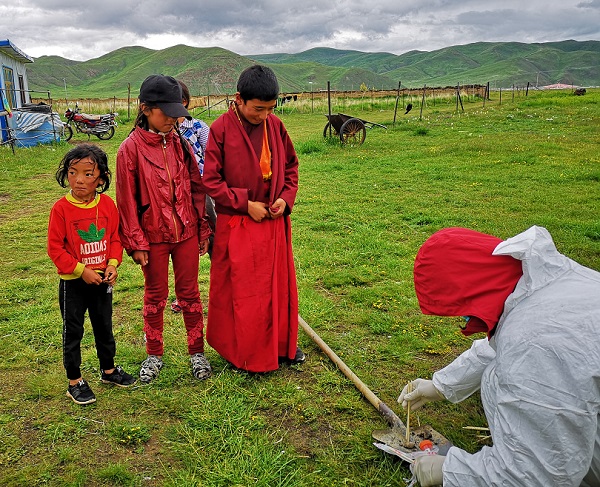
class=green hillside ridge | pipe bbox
[27,40,600,100]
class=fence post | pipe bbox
[127,83,131,121]
[327,81,332,137]
[419,85,426,120]
[483,82,488,108]
[456,84,460,112]
[48,91,59,143]
[456,83,464,112]
[393,81,401,126]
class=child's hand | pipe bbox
[103,265,118,286]
[248,200,270,223]
[81,266,103,285]
[199,239,209,256]
[132,250,149,266]
[269,198,287,219]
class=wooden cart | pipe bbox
[323,113,387,146]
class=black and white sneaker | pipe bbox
[190,353,212,380]
[139,355,163,383]
[101,365,136,387]
[66,379,96,405]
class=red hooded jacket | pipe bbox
[414,227,523,336]
[116,127,211,252]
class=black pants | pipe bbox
[59,279,116,380]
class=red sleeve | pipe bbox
[203,114,250,213]
[47,200,79,275]
[104,195,124,265]
[277,120,299,213]
[180,137,212,242]
[116,139,150,253]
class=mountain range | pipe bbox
[26,40,600,99]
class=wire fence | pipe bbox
[27,82,547,123]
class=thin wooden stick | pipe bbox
[405,384,412,443]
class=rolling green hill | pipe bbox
[27,40,599,100]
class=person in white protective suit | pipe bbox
[398,226,600,487]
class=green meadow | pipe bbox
[0,89,598,486]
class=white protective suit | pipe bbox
[432,226,600,486]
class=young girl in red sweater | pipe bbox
[116,75,212,383]
[48,144,135,405]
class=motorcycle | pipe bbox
[63,104,118,141]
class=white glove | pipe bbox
[398,378,444,410]
[413,454,445,487]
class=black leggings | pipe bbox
[59,279,116,380]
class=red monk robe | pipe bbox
[202,106,299,372]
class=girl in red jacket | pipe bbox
[48,144,135,405]
[116,75,212,383]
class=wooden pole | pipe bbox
[456,83,459,112]
[327,81,332,137]
[405,382,413,444]
[393,81,401,126]
[127,83,131,121]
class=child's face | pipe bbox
[235,94,277,125]
[143,105,178,133]
[67,157,103,203]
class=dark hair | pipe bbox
[237,65,279,102]
[55,143,111,193]
[131,101,158,132]
[178,80,190,108]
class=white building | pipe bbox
[0,39,33,111]
[1,39,34,144]
[0,40,62,147]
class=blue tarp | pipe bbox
[3,108,63,147]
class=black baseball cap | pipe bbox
[139,74,191,119]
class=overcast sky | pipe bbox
[2,0,599,61]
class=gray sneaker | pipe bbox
[139,355,163,383]
[190,353,212,380]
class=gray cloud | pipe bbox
[1,0,598,61]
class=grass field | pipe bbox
[1,89,599,486]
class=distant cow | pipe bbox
[574,88,586,96]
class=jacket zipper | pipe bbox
[162,135,180,242]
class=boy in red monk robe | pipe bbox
[203,65,303,372]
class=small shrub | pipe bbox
[97,463,136,486]
[109,424,151,447]
[295,139,325,155]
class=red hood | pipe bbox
[414,228,523,336]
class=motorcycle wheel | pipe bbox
[63,125,73,142]
[96,126,115,140]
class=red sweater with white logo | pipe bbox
[47,192,123,279]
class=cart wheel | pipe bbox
[340,118,366,146]
[96,126,115,140]
[63,124,73,142]
[323,122,338,138]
